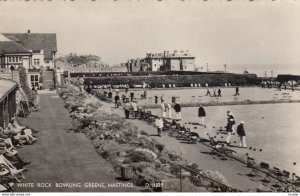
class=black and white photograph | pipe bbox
[0,0,300,194]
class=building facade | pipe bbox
[144,50,196,71]
[1,31,58,89]
[0,34,32,70]
[125,58,150,72]
[3,31,57,69]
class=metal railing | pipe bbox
[175,164,242,192]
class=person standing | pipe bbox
[161,101,166,118]
[114,94,120,108]
[160,94,165,103]
[166,102,172,119]
[155,116,164,137]
[131,100,138,119]
[226,111,235,145]
[124,102,131,119]
[198,105,206,125]
[217,88,222,97]
[130,91,134,102]
[237,121,247,148]
[108,90,112,98]
[174,101,181,120]
[154,95,159,104]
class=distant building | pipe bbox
[125,58,150,72]
[3,30,57,69]
[144,50,196,71]
[0,34,32,70]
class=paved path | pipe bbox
[15,91,138,192]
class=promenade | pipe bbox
[15,91,138,192]
[14,90,277,192]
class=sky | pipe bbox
[0,0,300,76]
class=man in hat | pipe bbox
[225,111,235,145]
[237,121,247,148]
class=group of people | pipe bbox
[205,87,240,97]
[105,87,247,148]
[0,118,37,188]
[206,88,222,97]
[224,111,246,148]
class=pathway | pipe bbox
[15,91,138,192]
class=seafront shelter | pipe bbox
[0,79,18,128]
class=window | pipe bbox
[8,57,11,62]
[34,59,40,66]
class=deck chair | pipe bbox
[176,127,190,140]
[187,132,201,144]
[259,162,273,183]
[0,155,25,182]
[209,137,225,155]
[247,157,259,176]
[273,167,288,187]
[0,163,15,191]
[209,137,236,156]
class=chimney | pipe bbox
[27,29,31,34]
[174,50,178,56]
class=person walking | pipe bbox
[198,105,206,125]
[213,88,217,97]
[155,116,164,137]
[237,121,247,148]
[234,86,240,96]
[206,88,211,96]
[226,111,235,145]
[174,101,181,120]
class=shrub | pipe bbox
[17,66,35,102]
[128,148,157,163]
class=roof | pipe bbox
[0,34,11,42]
[0,79,18,102]
[0,40,31,54]
[2,33,57,60]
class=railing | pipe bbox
[175,164,242,192]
